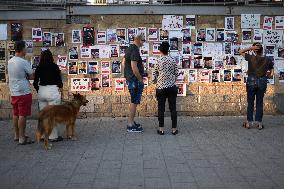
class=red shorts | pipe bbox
[11,94,32,117]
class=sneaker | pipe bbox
[127,124,143,133]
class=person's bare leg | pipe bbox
[18,116,26,143]
[13,115,19,140]
[128,103,137,125]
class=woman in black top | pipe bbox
[33,49,63,142]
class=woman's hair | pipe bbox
[39,49,54,66]
[160,41,170,55]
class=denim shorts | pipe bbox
[127,80,144,104]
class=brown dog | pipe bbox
[36,93,89,150]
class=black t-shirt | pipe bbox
[245,54,274,78]
[33,62,63,91]
[124,44,144,81]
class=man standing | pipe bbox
[124,34,144,132]
[8,41,34,144]
[239,42,274,130]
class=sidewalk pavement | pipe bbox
[0,116,284,189]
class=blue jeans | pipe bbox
[127,80,144,104]
[246,76,267,122]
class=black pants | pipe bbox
[156,85,177,128]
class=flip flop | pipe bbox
[14,136,29,142]
[18,138,35,145]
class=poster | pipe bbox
[0,24,7,40]
[253,29,263,42]
[177,83,186,96]
[152,42,161,55]
[80,45,91,59]
[265,45,276,56]
[199,70,210,83]
[193,56,203,69]
[225,31,238,42]
[203,57,213,69]
[143,77,148,87]
[177,69,186,83]
[57,55,67,70]
[162,15,183,31]
[90,77,100,90]
[169,37,179,51]
[68,61,78,75]
[148,28,158,41]
[148,56,158,69]
[114,78,125,92]
[233,43,241,56]
[107,29,117,43]
[0,64,6,83]
[159,28,169,41]
[263,30,283,45]
[96,45,111,58]
[82,26,95,46]
[216,28,225,42]
[127,28,137,43]
[182,28,191,43]
[206,28,216,42]
[88,61,99,74]
[32,28,42,42]
[91,46,99,59]
[225,17,234,30]
[11,23,23,41]
[242,29,252,43]
[31,56,40,70]
[170,52,181,67]
[117,28,127,42]
[263,16,273,30]
[224,42,233,55]
[140,43,149,56]
[69,46,79,60]
[112,61,121,74]
[54,33,65,47]
[72,30,82,43]
[193,42,203,55]
[42,32,52,47]
[101,74,110,87]
[185,15,196,29]
[211,70,220,83]
[101,61,110,74]
[233,69,242,81]
[119,44,129,57]
[278,48,284,58]
[110,44,119,58]
[182,43,191,55]
[203,43,223,57]
[275,16,284,30]
[196,29,206,41]
[241,14,260,29]
[137,27,147,41]
[71,78,90,92]
[78,61,87,74]
[223,69,232,82]
[188,69,197,83]
[0,48,5,60]
[224,55,238,68]
[214,57,224,69]
[182,56,191,69]
[97,31,107,44]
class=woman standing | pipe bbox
[153,42,179,135]
[33,49,64,141]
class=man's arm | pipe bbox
[131,61,143,82]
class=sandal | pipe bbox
[14,136,29,142]
[49,136,64,142]
[18,138,34,145]
[256,124,264,130]
[157,130,165,135]
[171,130,178,135]
[242,122,250,129]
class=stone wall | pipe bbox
[0,15,284,120]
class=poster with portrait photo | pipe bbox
[177,69,186,83]
[265,45,276,56]
[278,47,284,58]
[32,28,42,42]
[114,78,125,92]
[233,69,242,82]
[241,14,260,29]
[32,56,40,70]
[275,16,284,30]
[225,31,238,42]
[170,37,179,51]
[193,42,203,56]
[71,78,90,92]
[225,17,234,31]
[148,56,158,69]
[42,32,52,47]
[54,33,65,47]
[214,57,224,69]
[11,23,23,41]
[148,28,158,41]
[117,28,127,42]
[101,61,110,74]
[211,70,220,83]
[127,28,137,43]
[80,45,91,59]
[170,52,181,67]
[83,26,95,46]
[196,29,205,41]
[112,61,121,74]
[199,70,210,83]
[119,44,129,57]
[141,57,147,76]
[224,55,238,68]
[152,42,161,55]
[78,61,87,74]
[159,28,169,41]
[143,77,148,87]
[0,63,6,83]
[97,31,106,45]
[223,69,232,82]
[193,55,203,69]
[90,46,99,59]
[242,29,252,43]
[263,16,273,30]
[107,29,117,43]
[69,47,78,60]
[253,29,263,43]
[279,71,284,83]
[90,77,100,91]
[72,30,82,43]
[216,28,225,42]
[182,28,191,43]
[206,28,215,42]
[68,61,78,75]
[137,27,146,41]
[0,47,5,60]
[9,50,15,60]
[233,43,241,56]
[224,42,233,55]
[203,57,213,69]
[188,69,197,83]
[182,56,191,69]
[185,15,196,29]
[101,74,110,87]
[57,55,67,70]
[177,83,186,96]
[110,44,119,58]
[140,43,149,56]
[88,61,99,74]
